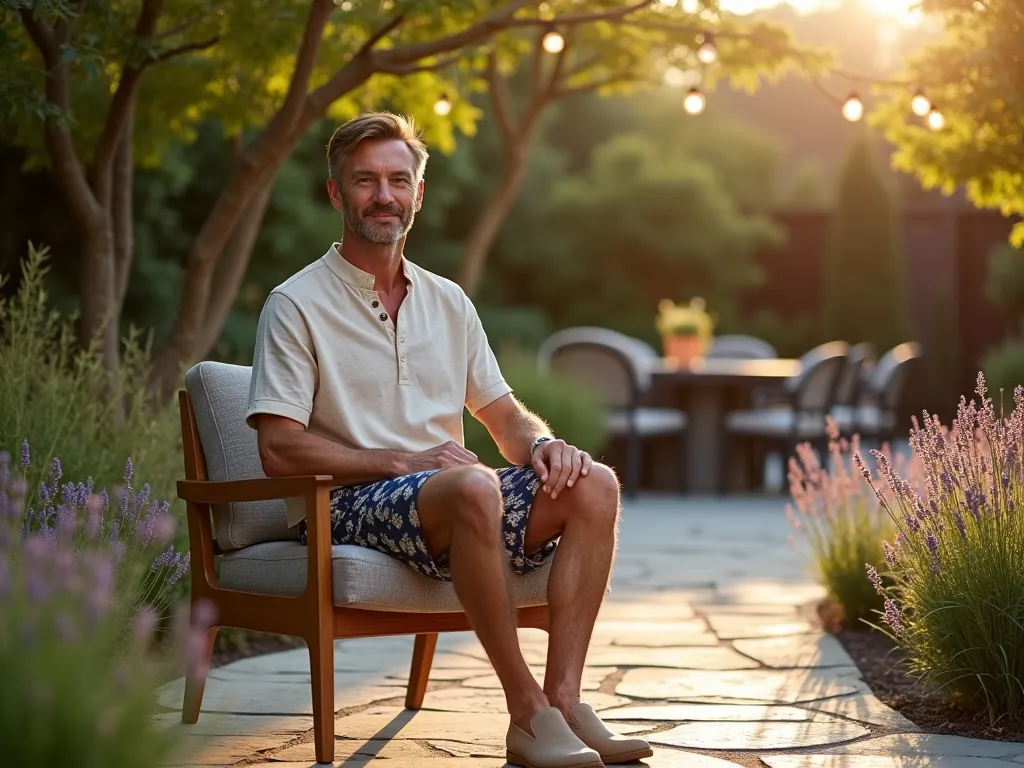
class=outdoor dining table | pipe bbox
[648,356,802,493]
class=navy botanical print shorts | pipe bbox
[296,465,558,582]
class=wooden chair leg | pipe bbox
[182,625,219,724]
[405,633,438,709]
[308,628,336,764]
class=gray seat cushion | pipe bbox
[725,407,827,440]
[607,407,687,435]
[185,362,297,551]
[219,542,552,612]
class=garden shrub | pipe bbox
[464,349,608,470]
[861,374,1024,722]
[0,244,188,601]
[786,421,902,626]
[0,443,204,767]
[982,338,1024,405]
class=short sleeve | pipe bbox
[246,292,318,429]
[463,294,512,416]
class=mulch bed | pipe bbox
[210,630,304,670]
[826,603,1024,743]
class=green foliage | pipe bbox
[870,0,1024,246]
[982,339,1024,403]
[823,130,912,351]
[986,243,1024,322]
[786,428,900,626]
[0,243,188,596]
[866,376,1024,722]
[542,131,783,340]
[463,350,608,469]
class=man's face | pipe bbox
[327,138,423,245]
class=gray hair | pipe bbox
[326,111,429,182]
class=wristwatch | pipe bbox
[530,436,553,455]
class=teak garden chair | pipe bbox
[175,362,551,764]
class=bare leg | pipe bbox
[523,463,621,718]
[416,465,548,730]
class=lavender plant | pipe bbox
[786,419,904,625]
[0,443,208,766]
[859,374,1024,722]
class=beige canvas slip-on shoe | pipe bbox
[505,707,604,768]
[566,702,654,764]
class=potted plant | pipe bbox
[656,297,715,366]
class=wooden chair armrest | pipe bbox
[177,475,335,504]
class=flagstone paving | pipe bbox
[154,495,1024,767]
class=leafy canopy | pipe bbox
[871,0,1024,246]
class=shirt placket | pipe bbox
[365,287,410,387]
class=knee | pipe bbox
[444,465,503,535]
[571,462,620,525]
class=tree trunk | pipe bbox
[79,215,121,378]
[456,146,529,297]
[112,109,135,311]
[197,180,276,358]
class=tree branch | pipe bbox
[371,0,538,69]
[487,49,517,148]
[354,13,406,58]
[375,52,459,76]
[553,72,641,98]
[18,8,101,226]
[529,26,548,100]
[503,0,655,29]
[153,12,204,39]
[92,0,165,208]
[155,35,220,61]
[272,0,335,138]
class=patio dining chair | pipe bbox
[828,342,876,436]
[175,362,551,764]
[721,341,849,492]
[537,327,687,497]
[835,341,922,443]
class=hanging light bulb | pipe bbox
[927,107,945,130]
[842,92,864,122]
[911,90,931,117]
[696,33,718,65]
[541,25,564,54]
[683,86,706,115]
[433,93,452,116]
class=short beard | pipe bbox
[342,193,415,245]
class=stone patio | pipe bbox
[154,495,1024,767]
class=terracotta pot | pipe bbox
[662,333,704,366]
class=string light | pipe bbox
[927,107,945,130]
[841,92,864,122]
[433,93,452,116]
[911,90,931,117]
[683,87,706,115]
[696,33,718,64]
[541,25,564,53]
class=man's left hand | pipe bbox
[531,439,592,499]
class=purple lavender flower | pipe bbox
[0,450,9,466]
[124,457,134,483]
[883,540,897,568]
[904,513,921,534]
[20,440,30,469]
[954,511,967,538]
[926,534,939,556]
[941,472,954,494]
[50,457,62,482]
[866,564,884,596]
[883,598,905,636]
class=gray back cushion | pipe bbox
[184,362,297,551]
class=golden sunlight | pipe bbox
[713,0,924,26]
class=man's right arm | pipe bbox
[255,415,480,484]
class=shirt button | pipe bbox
[371,300,379,308]
[379,312,388,321]
[399,337,405,343]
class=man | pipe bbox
[246,112,651,768]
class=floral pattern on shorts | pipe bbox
[296,465,558,582]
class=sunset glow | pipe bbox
[705,0,925,26]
